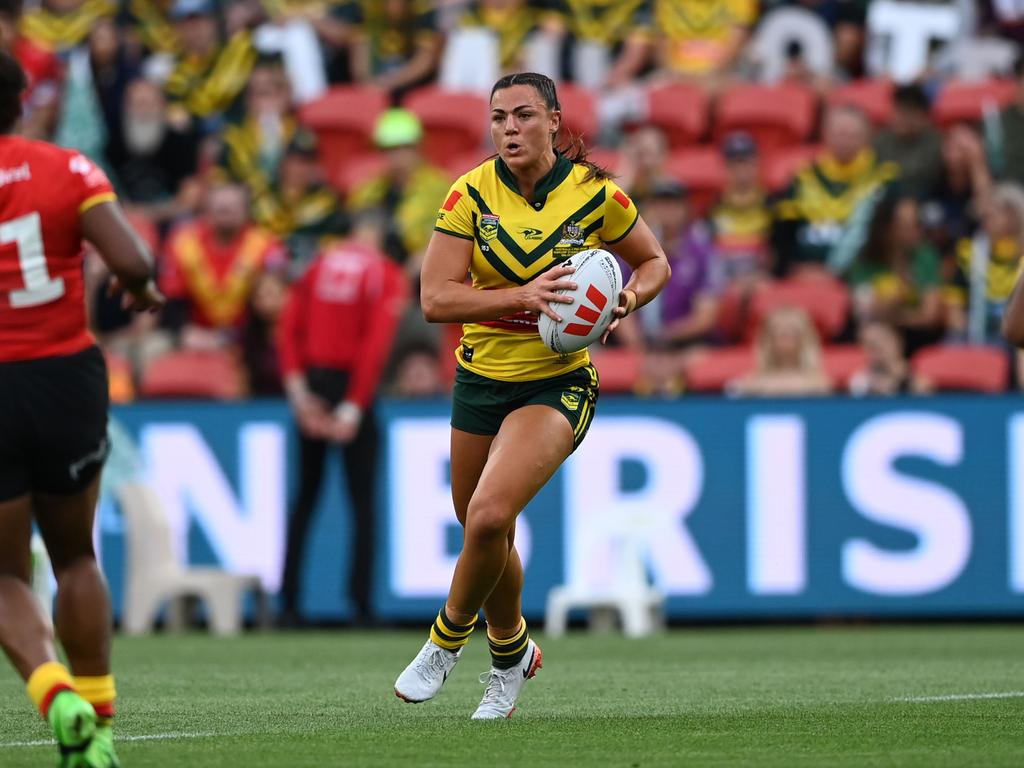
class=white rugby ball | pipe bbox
[538,248,623,354]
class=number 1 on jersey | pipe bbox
[2,212,65,308]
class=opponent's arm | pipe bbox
[602,215,671,342]
[81,202,165,312]
[420,231,578,323]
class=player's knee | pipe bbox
[49,552,98,580]
[465,499,515,542]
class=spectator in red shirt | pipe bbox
[277,211,408,626]
[160,181,285,349]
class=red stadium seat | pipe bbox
[555,82,599,143]
[590,347,642,394]
[911,345,1010,393]
[332,153,388,195]
[443,149,492,179]
[822,344,867,390]
[140,350,244,400]
[664,147,727,216]
[404,87,489,168]
[714,83,818,152]
[584,147,623,175]
[761,144,819,192]
[646,82,709,148]
[827,79,895,127]
[932,80,1015,129]
[716,282,752,344]
[299,86,388,181]
[684,345,755,393]
[747,276,851,342]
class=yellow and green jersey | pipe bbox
[434,154,638,382]
[19,0,116,53]
[164,31,258,119]
[655,0,757,75]
[546,0,652,46]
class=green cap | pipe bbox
[373,108,423,149]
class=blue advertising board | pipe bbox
[104,396,1024,622]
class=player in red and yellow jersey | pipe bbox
[0,51,163,768]
[394,72,670,719]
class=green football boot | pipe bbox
[80,725,120,768]
[47,690,96,767]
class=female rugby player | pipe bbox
[394,72,670,719]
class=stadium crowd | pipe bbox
[8,0,1024,398]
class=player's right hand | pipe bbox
[518,265,577,322]
[108,276,167,312]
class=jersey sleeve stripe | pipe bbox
[604,211,639,245]
[434,226,475,241]
[78,192,118,214]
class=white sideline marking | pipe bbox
[0,732,216,749]
[895,691,1024,703]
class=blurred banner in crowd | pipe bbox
[103,397,1024,622]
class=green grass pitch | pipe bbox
[1,626,1022,767]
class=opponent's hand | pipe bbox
[108,276,167,313]
[601,289,637,344]
[517,265,577,322]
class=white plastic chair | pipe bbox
[117,481,269,636]
[545,524,665,639]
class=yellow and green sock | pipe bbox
[488,620,530,670]
[429,609,477,651]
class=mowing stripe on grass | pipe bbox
[895,691,1024,702]
[0,732,217,749]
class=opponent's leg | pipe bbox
[36,477,120,767]
[0,493,98,763]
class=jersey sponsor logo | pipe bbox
[0,162,31,188]
[461,344,474,363]
[613,189,632,209]
[560,391,581,411]
[69,154,108,189]
[518,226,543,240]
[479,213,500,242]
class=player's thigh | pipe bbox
[468,404,575,527]
[34,476,101,572]
[450,428,496,526]
[25,347,110,498]
[0,494,34,581]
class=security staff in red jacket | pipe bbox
[277,214,408,625]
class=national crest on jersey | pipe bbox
[433,153,638,381]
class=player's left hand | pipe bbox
[108,276,167,313]
[601,289,637,345]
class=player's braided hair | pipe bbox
[0,51,25,135]
[490,72,613,182]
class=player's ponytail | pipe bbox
[490,72,613,182]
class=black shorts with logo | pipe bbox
[451,363,599,450]
[0,345,110,502]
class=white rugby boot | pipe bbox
[394,639,462,703]
[470,639,543,720]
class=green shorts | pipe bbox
[451,364,600,449]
